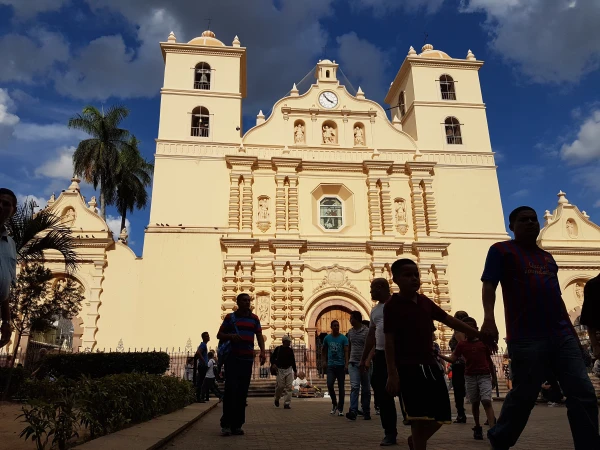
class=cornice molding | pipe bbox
[160,43,245,59]
[160,88,242,100]
[304,263,371,273]
[367,241,405,253]
[405,160,436,175]
[412,241,451,253]
[306,241,367,252]
[363,161,394,173]
[226,155,257,169]
[221,238,259,249]
[268,239,307,250]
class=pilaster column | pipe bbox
[422,179,439,237]
[272,157,301,236]
[364,161,394,240]
[288,262,304,341]
[275,175,287,232]
[272,261,288,342]
[228,174,241,230]
[366,177,382,238]
[225,156,257,234]
[287,175,299,233]
[379,177,394,234]
[222,261,238,317]
[241,176,253,233]
[405,161,436,240]
[82,258,105,351]
[410,180,427,238]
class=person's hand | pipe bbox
[359,359,367,373]
[480,319,499,353]
[259,350,266,366]
[0,321,11,348]
[344,363,349,374]
[386,372,400,396]
[230,334,243,343]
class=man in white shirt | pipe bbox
[0,188,17,348]
[360,278,398,446]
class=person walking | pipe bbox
[581,273,600,360]
[217,293,266,436]
[448,310,469,423]
[346,311,371,421]
[271,335,297,409]
[384,259,481,450]
[195,331,210,402]
[0,188,17,349]
[322,319,349,416]
[481,206,599,450]
[200,351,223,402]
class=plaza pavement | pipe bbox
[164,397,578,450]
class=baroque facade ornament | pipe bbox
[313,265,359,293]
[574,281,585,305]
[62,207,76,227]
[256,293,271,325]
[394,198,408,235]
[294,123,305,144]
[354,126,365,146]
[566,218,578,239]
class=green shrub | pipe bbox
[20,373,195,446]
[0,366,26,398]
[42,352,170,379]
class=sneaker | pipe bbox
[274,399,280,407]
[231,428,244,436]
[375,407,381,416]
[337,410,344,416]
[473,426,484,440]
[454,415,467,424]
[364,413,371,420]
[221,427,231,436]
[284,404,291,409]
[330,406,338,415]
[346,411,357,421]
[547,402,558,407]
[380,435,397,446]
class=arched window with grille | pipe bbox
[398,91,406,118]
[319,197,343,230]
[191,107,210,137]
[194,62,211,90]
[440,74,456,100]
[445,117,462,145]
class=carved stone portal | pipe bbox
[256,195,271,233]
[394,198,408,235]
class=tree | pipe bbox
[68,105,132,219]
[9,264,84,366]
[109,136,153,231]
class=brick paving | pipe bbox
[165,397,579,450]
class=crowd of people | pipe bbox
[212,206,600,449]
[2,187,600,448]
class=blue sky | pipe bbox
[1,0,599,255]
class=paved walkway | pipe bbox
[165,397,578,450]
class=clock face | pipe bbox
[319,91,338,109]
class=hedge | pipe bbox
[20,373,195,449]
[41,351,170,379]
[0,366,26,398]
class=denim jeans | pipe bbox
[326,365,346,412]
[488,335,599,449]
[220,357,253,430]
[348,362,371,414]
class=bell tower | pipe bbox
[315,59,339,84]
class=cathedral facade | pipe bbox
[26,30,600,353]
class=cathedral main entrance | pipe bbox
[315,306,351,336]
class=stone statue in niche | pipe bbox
[322,125,336,144]
[394,198,408,235]
[354,126,364,146]
[62,208,76,227]
[256,196,271,232]
[294,123,305,143]
[575,282,585,305]
[566,219,578,238]
[257,294,270,324]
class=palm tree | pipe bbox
[109,136,154,231]
[68,105,132,219]
[7,199,78,272]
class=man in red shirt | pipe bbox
[441,317,497,440]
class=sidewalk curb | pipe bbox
[74,402,219,450]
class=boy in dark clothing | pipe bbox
[448,311,469,423]
[441,317,497,440]
[384,259,482,450]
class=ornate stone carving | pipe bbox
[256,293,271,325]
[566,218,578,239]
[88,196,97,212]
[354,126,365,146]
[256,196,271,233]
[116,339,124,352]
[574,281,585,305]
[322,124,337,144]
[294,123,305,144]
[62,207,76,227]
[313,265,359,293]
[394,198,408,235]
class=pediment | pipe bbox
[242,82,417,152]
[538,195,600,249]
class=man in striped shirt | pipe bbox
[481,206,599,449]
[217,293,266,436]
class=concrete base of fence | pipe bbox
[74,401,218,450]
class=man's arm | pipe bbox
[439,352,457,364]
[256,332,266,365]
[442,315,480,339]
[291,350,297,375]
[360,324,376,366]
[344,341,349,369]
[321,343,328,368]
[384,332,399,395]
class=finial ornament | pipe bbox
[408,46,417,56]
[118,227,129,245]
[88,196,97,212]
[167,31,176,43]
[68,176,81,192]
[557,190,569,205]
[356,86,365,99]
[48,193,56,205]
[421,43,434,52]
[232,35,241,47]
[582,211,590,219]
[544,210,552,224]
[290,83,299,96]
[466,49,476,60]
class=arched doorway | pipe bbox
[316,305,352,336]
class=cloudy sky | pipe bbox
[1,0,599,255]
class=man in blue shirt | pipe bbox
[321,319,349,416]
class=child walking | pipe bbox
[200,352,223,402]
[440,317,497,440]
[384,259,483,450]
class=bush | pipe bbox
[19,373,195,448]
[42,352,170,379]
[0,366,26,398]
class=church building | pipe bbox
[27,30,600,353]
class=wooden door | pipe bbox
[316,306,351,336]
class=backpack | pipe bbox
[217,313,239,363]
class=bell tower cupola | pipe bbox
[315,59,339,84]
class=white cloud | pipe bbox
[14,123,86,142]
[594,199,600,208]
[461,0,600,83]
[35,146,75,179]
[0,89,20,146]
[336,32,391,103]
[511,189,530,198]
[560,110,600,164]
[105,214,131,241]
[16,194,47,212]
[0,29,69,84]
[0,0,68,18]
